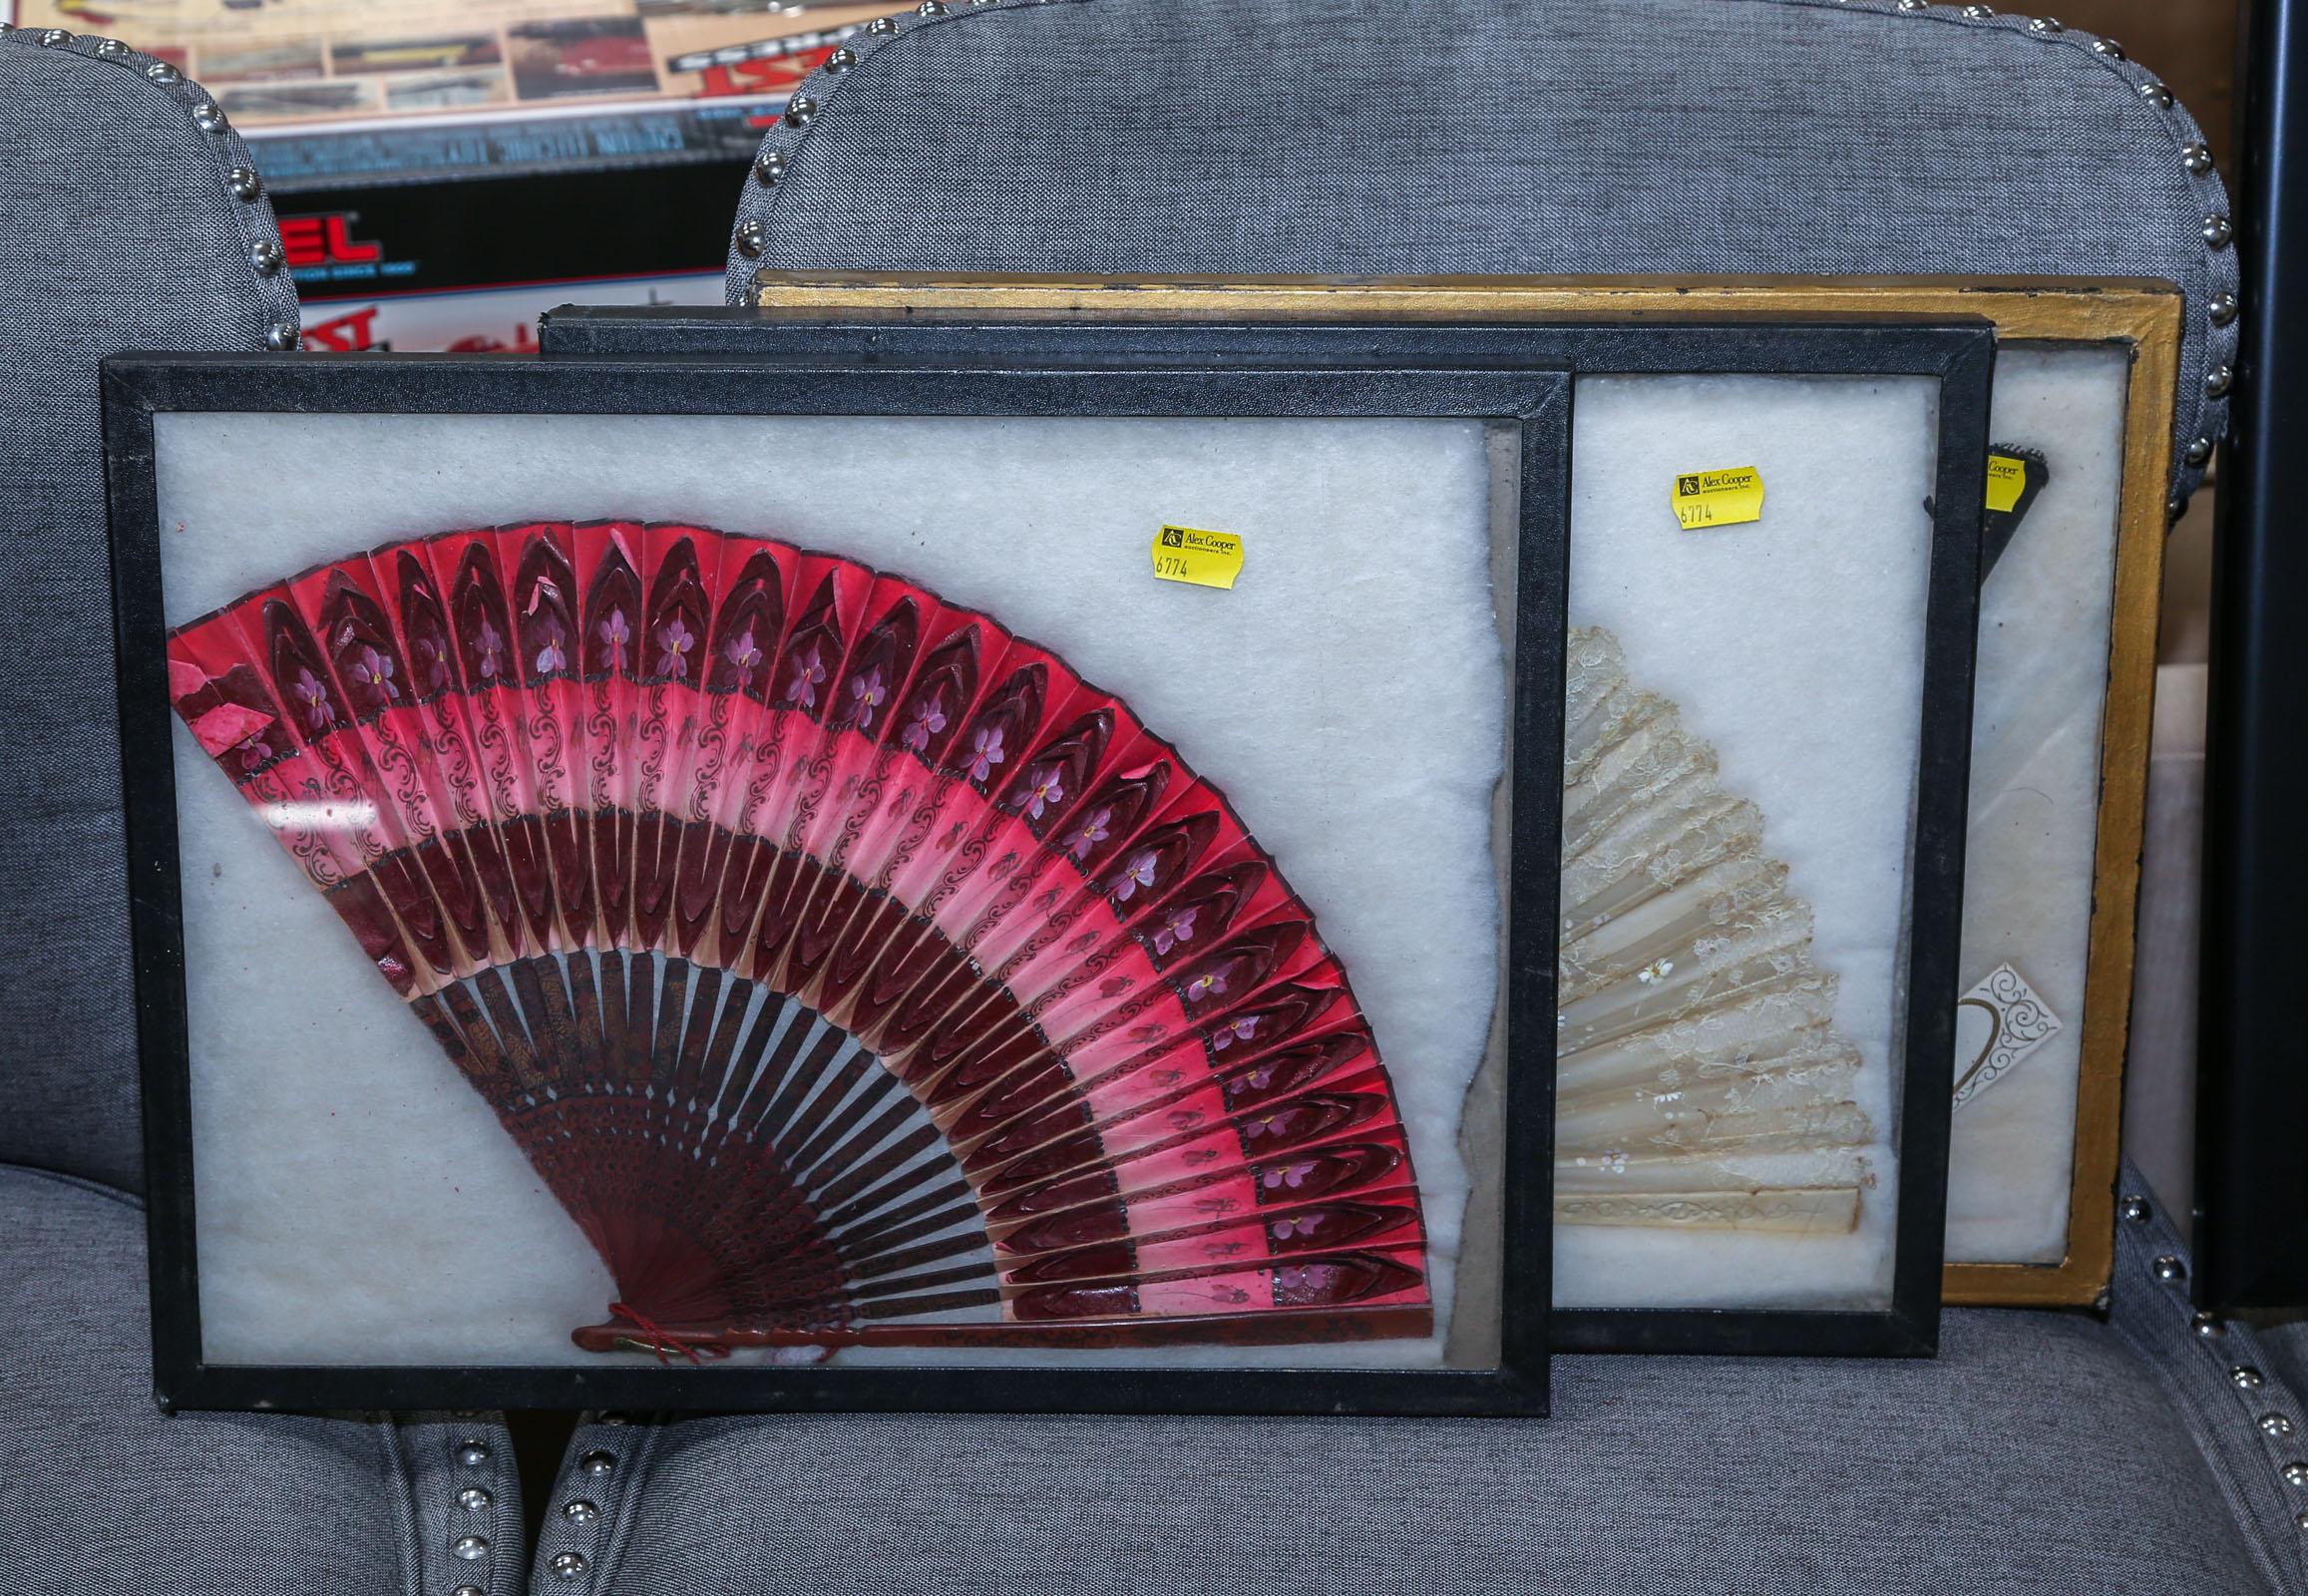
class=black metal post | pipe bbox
[2199,0,2308,1308]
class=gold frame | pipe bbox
[748,272,2181,1308]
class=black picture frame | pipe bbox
[535,308,1995,1357]
[104,345,1569,1416]
[2198,0,2308,1312]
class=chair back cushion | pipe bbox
[727,0,2234,499]
[0,25,295,1191]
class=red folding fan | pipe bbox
[167,522,1430,1361]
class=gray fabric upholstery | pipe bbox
[0,1163,523,1595]
[529,1165,2298,1596]
[537,1325,2272,1595]
[727,0,2235,503]
[0,26,296,1192]
[2105,1165,2308,1594]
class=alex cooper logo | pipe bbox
[277,212,382,269]
[1160,529,1187,548]
[1677,475,1703,497]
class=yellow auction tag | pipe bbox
[1985,454,2028,513]
[1672,466,1764,530]
[1151,525,1244,590]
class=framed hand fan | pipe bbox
[106,343,1570,1414]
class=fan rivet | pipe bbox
[2028,15,2062,32]
[2182,142,2213,175]
[783,95,816,127]
[458,1486,493,1511]
[2206,364,2233,397]
[2139,81,2174,107]
[227,166,261,200]
[1895,1,1925,11]
[2264,1413,2297,1438]
[755,150,787,186]
[563,1499,601,1523]
[94,38,130,59]
[2119,1193,2151,1224]
[2209,291,2240,326]
[457,1440,491,1466]
[145,61,181,83]
[868,16,900,32]
[249,239,284,274]
[2234,1366,2267,1391]
[823,46,855,72]
[2184,438,2213,468]
[920,0,949,13]
[36,28,68,45]
[2091,37,2123,57]
[2284,1461,2308,1486]
[2203,214,2234,248]
[1963,4,1994,15]
[551,1552,590,1579]
[263,321,300,352]
[455,1587,484,1596]
[192,100,225,133]
[2194,1310,2227,1338]
[2152,1254,2187,1282]
[735,220,770,257]
[451,1535,490,1561]
[577,1448,617,1477]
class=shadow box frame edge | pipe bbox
[100,347,1572,1416]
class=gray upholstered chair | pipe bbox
[6,4,2303,1593]
[0,30,523,1596]
[510,2,2303,1592]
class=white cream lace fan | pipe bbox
[1556,627,1872,1233]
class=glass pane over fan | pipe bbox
[153,411,1516,1371]
[1555,373,1940,1313]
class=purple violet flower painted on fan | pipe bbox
[901,694,945,752]
[784,646,825,709]
[1185,968,1228,1003]
[1063,806,1112,860]
[848,667,886,730]
[1273,1214,1326,1241]
[1016,769,1063,820]
[655,616,695,679]
[1152,905,1197,955]
[1212,1014,1260,1052]
[1263,1162,1317,1192]
[966,725,1005,782]
[350,645,398,705]
[724,626,762,684]
[233,733,269,771]
[474,619,505,681]
[293,667,335,730]
[534,621,567,675]
[597,609,630,672]
[1112,849,1158,902]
